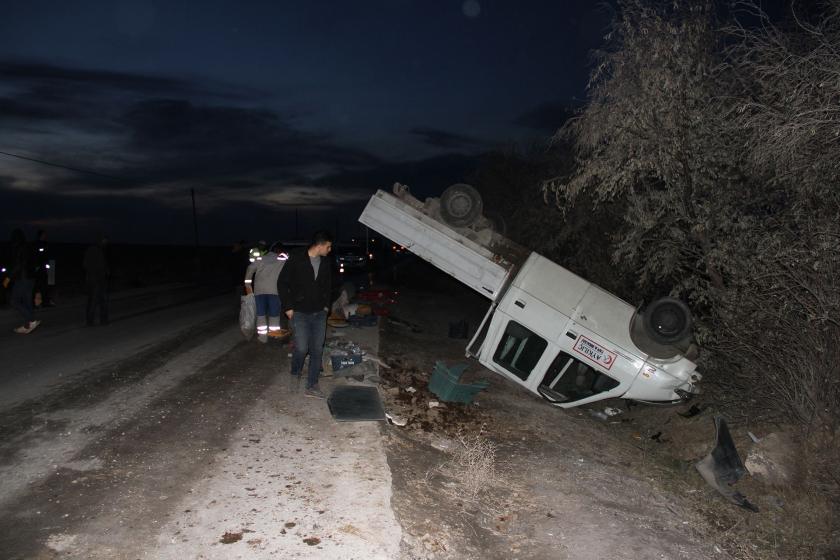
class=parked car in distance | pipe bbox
[335,245,368,273]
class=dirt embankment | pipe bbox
[376,283,839,560]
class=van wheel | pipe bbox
[440,183,483,227]
[643,297,692,345]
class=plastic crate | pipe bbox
[428,361,488,404]
[331,353,363,371]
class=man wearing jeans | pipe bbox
[278,230,334,398]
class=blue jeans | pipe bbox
[291,310,327,389]
[86,278,109,325]
[255,294,280,317]
[11,279,34,324]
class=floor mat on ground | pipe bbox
[327,385,386,422]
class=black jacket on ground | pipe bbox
[277,248,334,313]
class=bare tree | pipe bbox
[711,0,840,427]
[545,0,840,428]
[544,1,747,312]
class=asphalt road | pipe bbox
[0,283,236,409]
[0,285,401,559]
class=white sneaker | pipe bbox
[29,320,41,332]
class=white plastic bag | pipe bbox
[239,293,256,339]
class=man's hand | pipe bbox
[245,285,253,295]
[285,309,294,320]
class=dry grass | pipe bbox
[448,432,499,501]
[427,428,503,506]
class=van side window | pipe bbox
[493,321,547,380]
[539,352,619,403]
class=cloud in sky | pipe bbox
[409,127,489,150]
[0,59,490,243]
[0,60,381,204]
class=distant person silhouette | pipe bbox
[5,229,40,334]
[83,235,110,326]
[33,229,54,308]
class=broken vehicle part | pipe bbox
[695,416,758,512]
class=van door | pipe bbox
[466,304,496,358]
[477,312,555,391]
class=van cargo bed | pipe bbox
[359,190,519,300]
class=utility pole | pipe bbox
[190,188,199,248]
[190,187,200,281]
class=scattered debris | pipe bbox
[220,531,243,544]
[695,416,758,512]
[431,437,456,452]
[604,407,622,417]
[588,410,609,421]
[678,403,708,418]
[406,386,417,393]
[745,432,797,487]
[303,536,321,546]
[650,431,666,443]
[428,401,440,408]
[385,412,407,426]
[747,430,762,443]
[332,359,379,382]
[363,354,390,369]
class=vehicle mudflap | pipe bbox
[695,415,758,512]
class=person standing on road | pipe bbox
[83,235,110,326]
[4,229,40,334]
[277,230,335,399]
[244,241,289,343]
[33,229,54,308]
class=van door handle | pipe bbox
[515,300,525,308]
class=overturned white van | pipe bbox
[359,184,701,408]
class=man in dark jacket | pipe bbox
[277,230,334,398]
[83,235,110,326]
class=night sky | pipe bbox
[1,0,609,245]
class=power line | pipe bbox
[0,150,128,181]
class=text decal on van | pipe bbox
[573,336,617,370]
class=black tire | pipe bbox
[440,183,483,227]
[643,297,692,345]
